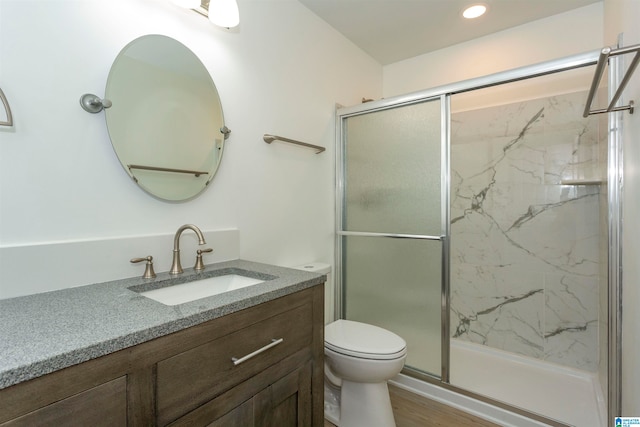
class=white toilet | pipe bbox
[324,319,407,427]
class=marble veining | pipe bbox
[450,90,602,371]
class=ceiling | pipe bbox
[298,0,601,65]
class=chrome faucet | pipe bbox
[170,224,206,275]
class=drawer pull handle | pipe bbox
[231,338,284,366]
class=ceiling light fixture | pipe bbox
[171,0,240,29]
[462,4,487,19]
[208,0,240,28]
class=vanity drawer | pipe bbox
[156,301,313,425]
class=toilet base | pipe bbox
[335,380,396,427]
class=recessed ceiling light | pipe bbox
[462,4,487,19]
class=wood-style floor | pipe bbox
[324,384,501,427]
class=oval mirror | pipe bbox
[105,35,228,201]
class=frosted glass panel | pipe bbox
[344,236,442,377]
[343,100,441,235]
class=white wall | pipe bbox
[603,0,640,416]
[383,3,603,98]
[0,0,381,298]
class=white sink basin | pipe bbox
[139,274,264,306]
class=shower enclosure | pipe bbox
[335,50,624,427]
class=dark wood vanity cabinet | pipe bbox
[0,285,324,427]
[173,361,313,426]
[0,377,128,427]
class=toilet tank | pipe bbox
[293,263,332,325]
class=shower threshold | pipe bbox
[392,339,606,427]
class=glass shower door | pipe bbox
[338,98,444,377]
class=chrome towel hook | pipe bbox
[80,93,112,113]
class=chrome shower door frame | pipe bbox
[335,47,622,425]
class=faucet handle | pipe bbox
[130,256,156,279]
[194,248,213,271]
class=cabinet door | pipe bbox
[0,377,127,427]
[206,399,254,427]
[170,362,312,427]
[254,362,312,426]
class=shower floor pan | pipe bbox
[449,339,606,427]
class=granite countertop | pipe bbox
[0,259,325,390]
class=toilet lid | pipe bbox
[325,319,406,360]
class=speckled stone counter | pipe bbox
[0,259,325,389]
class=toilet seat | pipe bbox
[325,319,407,360]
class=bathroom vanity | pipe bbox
[0,260,325,426]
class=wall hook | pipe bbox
[80,93,112,114]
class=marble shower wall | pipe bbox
[450,90,603,372]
